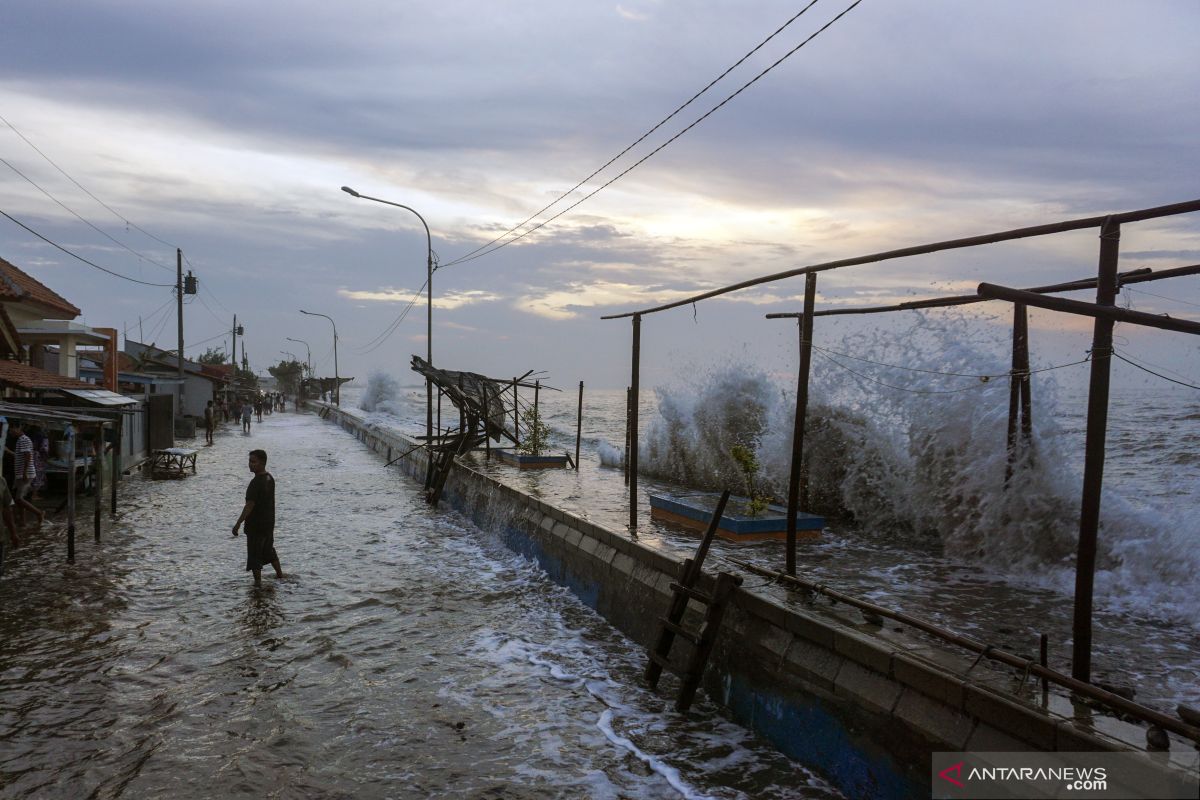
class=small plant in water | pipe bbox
[730,443,771,516]
[519,404,551,456]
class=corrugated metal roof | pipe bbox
[60,388,139,406]
[0,401,108,424]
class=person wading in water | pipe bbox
[231,449,283,587]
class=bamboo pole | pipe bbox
[1072,217,1121,683]
[605,198,1200,321]
[624,387,631,485]
[785,273,817,576]
[575,381,583,470]
[483,386,491,462]
[533,379,540,456]
[66,425,76,563]
[1004,304,1028,485]
[111,415,122,517]
[976,283,1200,335]
[93,423,103,542]
[512,378,519,447]
[730,557,1200,744]
[629,315,641,531]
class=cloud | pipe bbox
[616,5,649,22]
[338,287,501,310]
[515,280,700,320]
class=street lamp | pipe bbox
[342,185,434,487]
[300,309,339,405]
[286,336,312,375]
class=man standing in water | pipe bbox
[231,449,283,587]
[203,400,215,446]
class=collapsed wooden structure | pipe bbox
[409,356,544,506]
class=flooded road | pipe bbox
[0,411,836,799]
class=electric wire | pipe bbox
[1113,350,1200,391]
[810,343,1092,380]
[128,295,176,342]
[185,328,235,351]
[814,348,1095,395]
[1,156,175,272]
[1124,286,1200,310]
[144,302,174,345]
[0,113,180,251]
[0,208,175,287]
[1,116,242,315]
[193,289,228,327]
[354,278,430,355]
[442,0,865,269]
[446,0,824,266]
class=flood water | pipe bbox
[0,411,838,799]
[350,377,1200,722]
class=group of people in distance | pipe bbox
[203,393,289,443]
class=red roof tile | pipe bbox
[0,256,81,318]
[0,359,96,391]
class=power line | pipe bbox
[1125,285,1200,310]
[0,113,180,251]
[0,156,175,272]
[354,278,430,355]
[1113,349,1200,390]
[814,347,1095,395]
[445,0,824,266]
[443,0,865,268]
[0,208,175,287]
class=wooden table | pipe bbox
[150,448,198,479]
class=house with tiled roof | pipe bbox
[0,255,120,386]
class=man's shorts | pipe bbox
[13,479,32,500]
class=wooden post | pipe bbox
[624,387,631,485]
[66,426,76,563]
[512,378,519,447]
[1073,217,1120,684]
[785,273,817,576]
[1040,633,1049,697]
[436,387,442,446]
[629,314,641,531]
[1019,310,1033,449]
[111,414,122,516]
[575,380,583,470]
[93,423,103,542]
[1005,303,1028,485]
[532,379,541,455]
[483,387,491,461]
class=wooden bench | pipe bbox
[150,448,198,479]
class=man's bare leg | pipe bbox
[252,567,263,587]
[17,498,43,526]
[270,556,283,579]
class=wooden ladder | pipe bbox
[644,490,743,712]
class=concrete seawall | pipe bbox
[314,402,1191,798]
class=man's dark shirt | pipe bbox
[245,472,275,534]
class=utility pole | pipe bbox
[176,248,185,417]
[231,314,238,372]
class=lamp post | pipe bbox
[300,309,339,405]
[286,336,312,376]
[341,185,434,488]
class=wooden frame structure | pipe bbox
[602,197,1200,686]
[0,401,112,568]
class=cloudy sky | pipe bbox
[1,0,1197,391]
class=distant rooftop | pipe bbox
[0,256,81,318]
